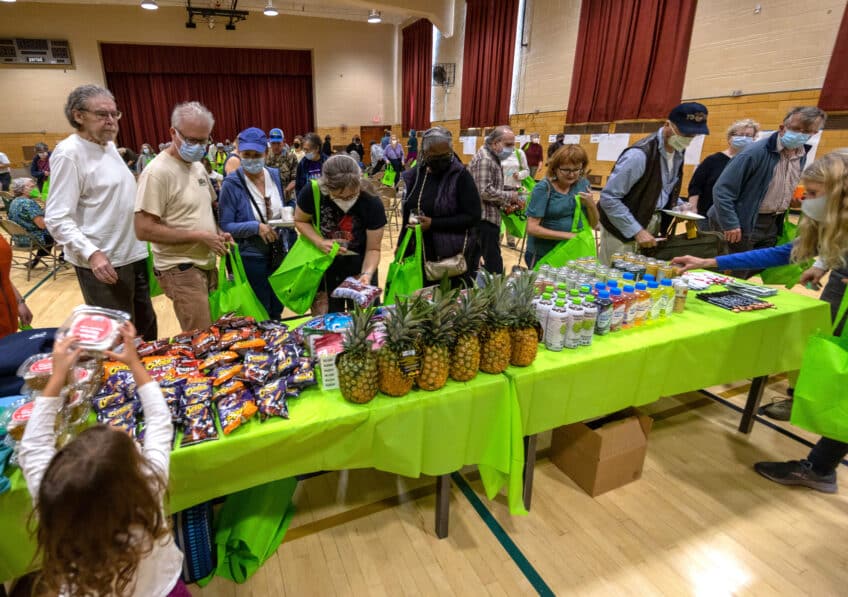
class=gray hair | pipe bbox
[318,154,362,194]
[349,150,361,161]
[11,177,34,196]
[783,106,827,128]
[485,126,513,146]
[171,101,215,131]
[64,84,114,130]
[726,118,760,139]
[421,126,453,152]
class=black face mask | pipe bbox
[426,155,452,174]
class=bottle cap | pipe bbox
[569,289,580,297]
[661,279,672,286]
[623,272,635,280]
[557,283,567,290]
[598,290,610,298]
[635,282,647,290]
[542,293,552,299]
[555,299,565,307]
[572,297,583,305]
[607,280,618,288]
[643,274,655,281]
[580,285,591,293]
[648,281,659,289]
[585,295,596,303]
[595,282,606,291]
[611,288,622,295]
[623,285,635,292]
[545,285,555,292]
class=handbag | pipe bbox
[238,169,287,271]
[268,181,339,314]
[413,169,468,281]
[381,162,397,187]
[532,183,596,270]
[640,230,727,261]
[384,224,425,304]
[209,244,270,322]
[759,211,813,287]
[790,291,848,443]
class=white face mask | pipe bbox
[331,197,357,213]
[801,196,827,222]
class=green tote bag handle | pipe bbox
[533,185,596,270]
[384,224,424,304]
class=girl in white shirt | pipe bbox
[19,323,186,597]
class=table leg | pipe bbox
[435,474,450,539]
[523,434,538,511]
[739,375,768,433]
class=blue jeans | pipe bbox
[241,254,282,320]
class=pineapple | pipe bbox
[450,287,489,382]
[337,306,379,404]
[478,273,512,374]
[377,296,425,397]
[417,288,457,391]
[507,270,540,367]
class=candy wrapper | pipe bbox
[180,401,218,447]
[102,369,136,397]
[331,277,382,308]
[160,381,185,423]
[241,351,273,385]
[142,356,179,384]
[57,305,130,353]
[256,379,289,420]
[92,391,130,414]
[231,338,266,354]
[214,313,257,330]
[217,389,258,434]
[171,330,200,345]
[288,359,316,389]
[199,351,239,372]
[137,339,170,357]
[214,378,245,398]
[181,377,214,407]
[97,401,137,438]
[212,364,242,386]
[273,345,304,378]
[191,329,220,357]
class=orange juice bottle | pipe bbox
[633,282,651,326]
[621,285,637,329]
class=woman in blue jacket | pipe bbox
[673,151,848,495]
[218,127,291,319]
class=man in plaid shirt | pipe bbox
[469,126,523,274]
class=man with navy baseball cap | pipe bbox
[266,127,297,196]
[598,102,709,264]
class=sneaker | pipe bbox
[758,398,793,421]
[754,459,837,493]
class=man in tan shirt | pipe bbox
[135,101,232,331]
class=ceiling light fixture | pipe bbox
[367,9,381,23]
[140,0,158,9]
[263,1,278,16]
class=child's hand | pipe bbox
[103,322,141,366]
[51,335,82,378]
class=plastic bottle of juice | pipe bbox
[621,285,637,328]
[633,282,651,326]
[594,290,614,335]
[581,295,598,346]
[579,284,592,297]
[556,282,568,298]
[647,281,663,321]
[643,274,656,284]
[609,288,626,332]
[565,298,584,349]
[606,279,619,291]
[535,292,554,339]
[569,289,580,301]
[594,282,607,296]
[544,299,570,351]
[660,279,675,318]
[621,272,636,286]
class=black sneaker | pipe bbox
[758,398,793,421]
[754,459,837,493]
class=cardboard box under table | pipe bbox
[550,408,653,497]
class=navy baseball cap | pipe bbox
[669,102,709,136]
[237,127,268,153]
[269,128,284,142]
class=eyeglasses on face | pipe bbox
[175,128,210,146]
[81,109,122,121]
[557,167,584,175]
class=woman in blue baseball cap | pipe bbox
[218,127,288,319]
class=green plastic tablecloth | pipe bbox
[0,373,524,582]
[505,286,831,435]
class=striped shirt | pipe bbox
[758,137,803,214]
[469,146,513,226]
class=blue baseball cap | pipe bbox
[237,127,268,153]
[669,102,709,136]
[269,128,284,142]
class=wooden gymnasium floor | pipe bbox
[6,228,848,597]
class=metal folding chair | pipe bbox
[0,218,62,281]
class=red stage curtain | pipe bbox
[101,44,314,151]
[819,5,848,111]
[567,0,697,124]
[460,0,520,129]
[402,19,433,133]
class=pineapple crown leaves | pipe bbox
[506,270,540,329]
[420,287,459,348]
[453,287,488,337]
[479,272,512,328]
[383,295,426,351]
[342,305,377,356]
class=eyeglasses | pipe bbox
[557,167,584,175]
[175,128,210,146]
[331,189,360,201]
[81,109,122,121]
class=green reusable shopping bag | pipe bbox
[204,477,298,585]
[209,244,270,322]
[384,224,424,304]
[146,244,163,298]
[532,192,596,270]
[381,162,397,187]
[759,212,813,287]
[268,181,339,314]
[502,211,527,238]
[790,291,848,442]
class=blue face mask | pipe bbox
[178,140,207,163]
[781,129,812,149]
[305,152,317,161]
[498,148,512,160]
[241,158,264,175]
[730,135,754,149]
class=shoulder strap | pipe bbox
[833,288,848,337]
[310,180,321,234]
[238,168,267,225]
